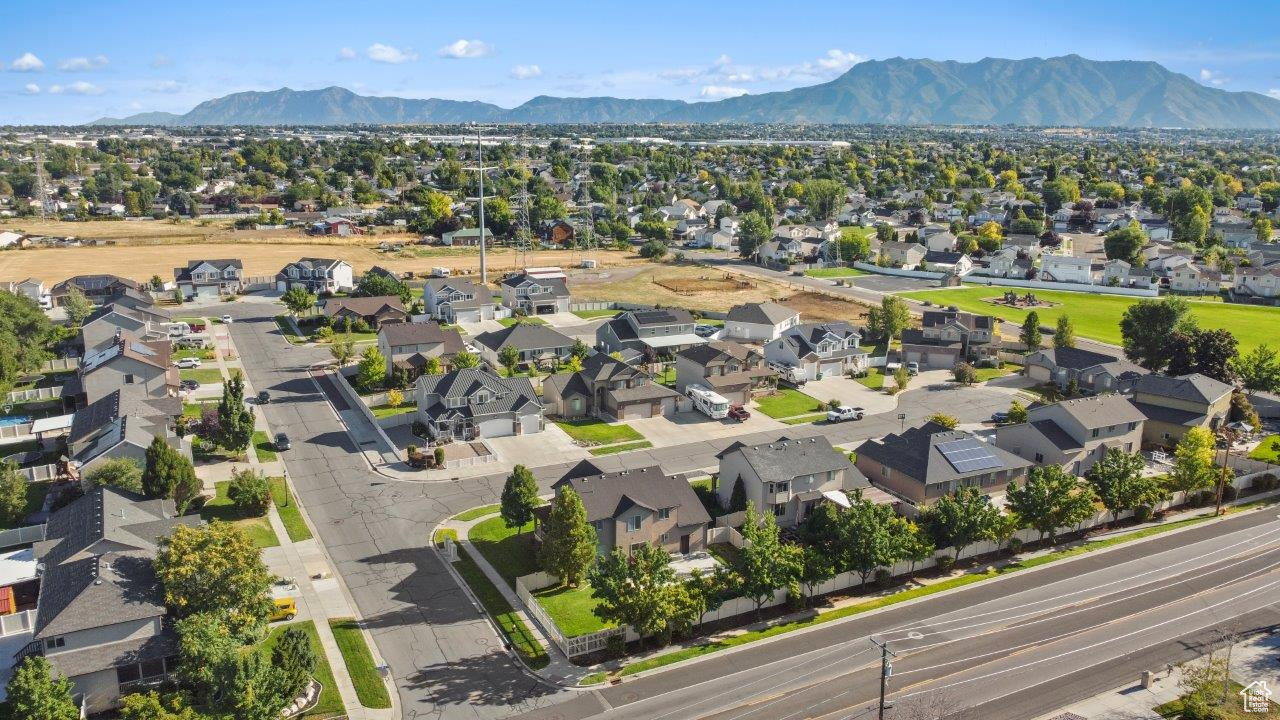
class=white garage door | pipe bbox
[926,352,954,368]
[455,309,481,324]
[1027,365,1052,382]
[820,361,843,378]
[195,285,219,298]
[621,403,652,420]
[659,397,677,416]
[478,417,514,438]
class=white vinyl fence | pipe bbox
[851,262,1159,297]
[515,571,624,658]
[6,386,63,403]
[0,610,35,638]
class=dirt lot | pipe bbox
[775,291,871,324]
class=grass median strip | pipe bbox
[780,413,827,425]
[454,546,550,669]
[270,477,313,543]
[589,440,653,456]
[253,430,278,462]
[453,504,501,522]
[328,618,392,708]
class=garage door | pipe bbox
[926,352,955,368]
[456,309,480,324]
[621,403,652,420]
[1027,365,1052,382]
[195,285,219,298]
[659,397,676,416]
[820,361,843,378]
[478,417,514,438]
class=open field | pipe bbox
[899,286,1279,353]
[776,290,872,324]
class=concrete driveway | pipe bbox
[801,375,899,415]
[627,409,786,448]
[484,423,590,466]
[538,311,587,328]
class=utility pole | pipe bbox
[463,125,494,284]
[869,636,897,720]
[34,142,50,219]
[1214,436,1234,517]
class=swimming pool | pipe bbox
[0,415,32,428]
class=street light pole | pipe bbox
[869,636,896,720]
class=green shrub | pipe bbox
[935,555,955,573]
[1134,505,1154,523]
[1007,537,1023,555]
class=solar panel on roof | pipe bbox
[634,310,676,324]
[936,438,1003,474]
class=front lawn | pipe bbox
[270,477,312,543]
[589,440,654,456]
[328,619,392,708]
[754,388,824,419]
[555,418,644,446]
[1250,435,1280,464]
[855,369,885,390]
[973,363,1021,383]
[453,504,500,521]
[571,309,620,320]
[371,402,417,419]
[498,316,548,327]
[173,347,217,361]
[898,286,1279,354]
[805,266,869,279]
[533,583,613,637]
[253,430,278,463]
[180,367,225,385]
[469,516,539,586]
[260,621,343,718]
[199,481,280,548]
[454,546,549,669]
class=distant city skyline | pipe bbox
[4,0,1280,124]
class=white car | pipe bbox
[175,358,202,369]
[221,314,233,324]
[825,405,865,423]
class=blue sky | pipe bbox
[4,0,1280,124]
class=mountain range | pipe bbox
[92,55,1280,129]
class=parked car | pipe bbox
[257,390,270,404]
[175,358,202,369]
[727,404,751,422]
[906,362,920,376]
[694,324,718,337]
[221,314,233,324]
[274,432,291,451]
[991,411,1010,424]
[179,379,200,392]
[826,405,865,423]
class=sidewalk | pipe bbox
[1033,631,1280,720]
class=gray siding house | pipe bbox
[995,395,1146,477]
[414,368,543,440]
[717,436,867,527]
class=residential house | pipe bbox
[1169,264,1223,294]
[900,308,999,368]
[422,278,498,323]
[307,217,362,236]
[921,250,973,275]
[717,436,868,527]
[173,259,242,299]
[1233,265,1280,298]
[1129,373,1233,446]
[77,337,177,407]
[763,321,867,381]
[878,241,926,268]
[1,277,46,304]
[80,306,170,351]
[28,487,200,714]
[854,421,1033,505]
[275,258,354,294]
[414,368,543,440]
[474,323,576,369]
[322,296,408,329]
[1023,347,1144,394]
[597,309,705,356]
[995,395,1146,477]
[498,272,572,315]
[723,301,801,343]
[923,231,958,253]
[50,275,143,307]
[981,248,1032,279]
[441,227,494,247]
[542,353,683,420]
[1003,234,1042,259]
[1039,255,1093,284]
[539,220,575,246]
[675,341,776,406]
[541,464,710,556]
[757,237,804,263]
[68,389,186,475]
[1213,216,1257,248]
[377,321,465,378]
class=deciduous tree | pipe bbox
[63,285,93,327]
[1005,465,1096,545]
[1232,344,1280,395]
[1168,426,1218,496]
[217,372,254,452]
[227,469,271,517]
[866,296,911,341]
[3,655,79,720]
[451,350,479,369]
[280,287,317,316]
[155,522,274,636]
[1120,297,1196,370]
[355,346,386,391]
[921,486,1000,561]
[589,544,680,641]
[736,504,802,614]
[83,456,143,493]
[0,460,28,528]
[1087,448,1164,524]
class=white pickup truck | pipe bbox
[826,405,865,423]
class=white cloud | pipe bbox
[147,80,182,93]
[437,39,493,59]
[58,55,108,71]
[10,52,44,72]
[366,43,419,64]
[815,49,861,71]
[1199,68,1227,86]
[510,64,542,80]
[22,83,39,95]
[700,85,748,98]
[337,47,356,61]
[48,81,103,95]
[1268,89,1280,100]
[151,54,172,68]
[713,54,732,67]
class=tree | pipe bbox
[1005,465,1096,545]
[834,228,871,262]
[892,365,911,393]
[221,652,290,720]
[727,477,747,513]
[875,224,897,243]
[1190,329,1238,384]
[0,291,58,396]
[736,504,802,614]
[354,273,410,305]
[1168,427,1218,496]
[119,691,201,720]
[841,493,909,588]
[638,239,668,260]
[329,333,355,366]
[355,346,386,391]
[1232,344,1280,395]
[1087,448,1164,524]
[1120,297,1195,370]
[588,544,680,641]
[797,545,837,603]
[498,345,521,376]
[927,413,958,429]
[977,221,1003,241]
[271,625,317,698]
[227,469,271,517]
[921,486,999,560]
[1103,220,1147,264]
[280,286,317,316]
[571,338,590,360]
[683,566,733,629]
[1007,400,1028,424]
[1255,216,1274,244]
[900,521,935,577]
[423,356,443,376]
[63,285,93,327]
[3,655,79,720]
[737,211,770,258]
[155,522,274,634]
[1053,315,1075,349]
[83,456,143,493]
[500,465,539,534]
[951,362,977,385]
[175,611,240,703]
[142,436,200,513]
[866,296,911,341]
[0,460,27,528]
[217,372,254,453]
[805,179,844,220]
[538,488,597,586]
[1019,311,1042,351]
[451,350,479,369]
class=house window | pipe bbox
[1091,428,1099,438]
[592,520,604,531]
[773,504,787,517]
[629,542,646,554]
[140,658,166,679]
[1034,453,1044,463]
[659,533,670,543]
[626,515,642,532]
[657,507,671,520]
[116,664,141,685]
[125,374,136,384]
[44,637,65,650]
[1127,422,1138,431]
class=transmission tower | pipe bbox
[463,125,496,283]
[512,180,534,269]
[33,142,50,219]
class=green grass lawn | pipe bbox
[533,583,613,637]
[469,516,539,586]
[653,366,677,386]
[780,413,827,426]
[328,618,392,708]
[589,440,654,456]
[1250,435,1280,464]
[260,621,343,718]
[498,316,548,327]
[855,369,885,390]
[253,430,278,463]
[270,477,312,543]
[572,309,620,320]
[199,481,279,548]
[898,286,1279,354]
[180,367,226,385]
[453,504,500,521]
[370,403,417,419]
[555,418,644,445]
[973,363,1021,383]
[274,315,309,344]
[1154,680,1279,718]
[805,266,869,278]
[182,401,215,421]
[173,347,217,361]
[454,546,550,669]
[755,388,825,419]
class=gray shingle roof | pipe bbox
[1134,373,1233,405]
[1032,394,1147,429]
[474,323,575,353]
[719,436,863,487]
[855,422,1031,486]
[553,465,711,528]
[726,301,798,326]
[416,368,542,421]
[379,321,464,351]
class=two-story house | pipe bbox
[597,309,706,356]
[474,323,576,370]
[173,259,242,299]
[1023,346,1145,394]
[28,487,201,714]
[275,258,354,294]
[542,353,683,420]
[1129,372,1233,446]
[877,241,926,269]
[414,368,543,440]
[50,274,144,308]
[323,295,408,329]
[377,321,465,378]
[1169,264,1223,294]
[498,272,571,315]
[422,278,498,324]
[80,305,171,351]
[77,337,177,407]
[763,322,867,381]
[717,436,869,527]
[995,395,1146,477]
[1233,265,1280,298]
[1039,255,1093,284]
[723,301,800,343]
[900,308,999,368]
[540,463,711,556]
[675,341,776,406]
[854,421,1033,505]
